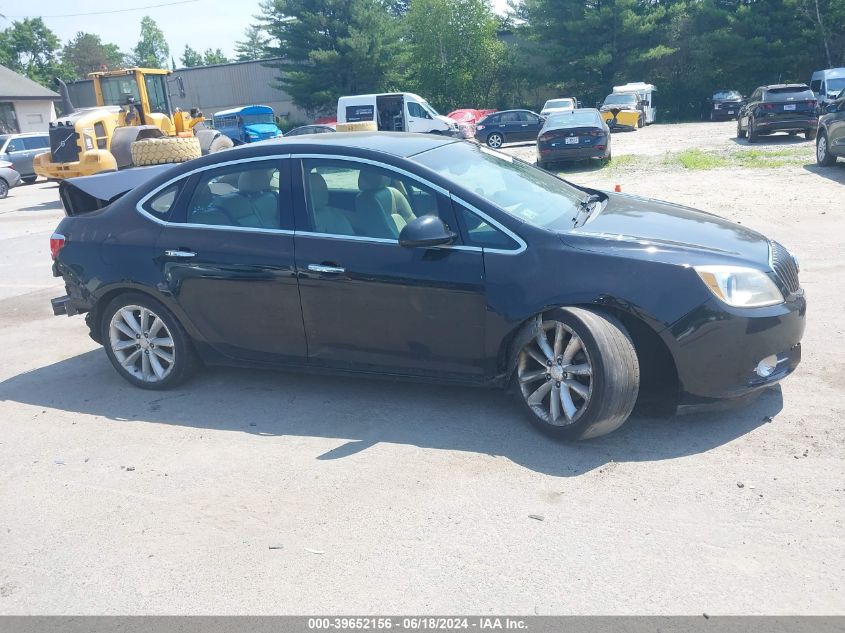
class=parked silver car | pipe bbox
[0,161,22,199]
[0,133,50,183]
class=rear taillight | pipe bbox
[50,233,65,260]
[806,100,817,108]
[760,103,775,111]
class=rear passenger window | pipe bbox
[186,161,282,229]
[143,183,181,219]
[22,136,49,150]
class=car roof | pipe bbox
[250,131,457,158]
[762,84,810,90]
[489,109,537,115]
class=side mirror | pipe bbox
[399,215,456,248]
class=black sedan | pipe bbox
[536,108,610,168]
[737,84,818,142]
[51,134,805,440]
[706,90,743,121]
[474,110,545,148]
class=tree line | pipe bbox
[0,16,270,86]
[1,0,842,121]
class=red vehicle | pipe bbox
[447,109,493,138]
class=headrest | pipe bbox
[309,172,329,207]
[238,169,272,193]
[358,170,390,192]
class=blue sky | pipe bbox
[2,0,512,65]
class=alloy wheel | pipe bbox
[517,320,593,426]
[817,136,828,162]
[109,305,176,383]
[0,179,7,199]
[487,133,503,149]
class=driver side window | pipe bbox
[407,102,430,119]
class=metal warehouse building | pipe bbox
[66,58,307,123]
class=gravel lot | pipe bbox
[0,122,843,614]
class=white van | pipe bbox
[810,68,845,108]
[613,82,657,125]
[336,93,459,136]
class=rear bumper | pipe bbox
[538,145,609,162]
[755,117,818,133]
[33,151,117,180]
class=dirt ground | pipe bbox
[0,122,843,615]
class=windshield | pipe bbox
[421,101,440,117]
[242,114,275,126]
[713,91,741,100]
[100,76,141,106]
[413,141,583,231]
[603,93,637,105]
[544,99,574,109]
[547,111,601,127]
[827,78,845,93]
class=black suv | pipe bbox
[816,91,845,165]
[737,84,818,142]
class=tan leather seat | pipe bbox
[308,172,355,236]
[354,170,415,239]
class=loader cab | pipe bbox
[91,68,175,132]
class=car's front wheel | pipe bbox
[101,293,198,389]
[486,132,504,149]
[817,132,837,166]
[514,308,640,440]
[0,178,8,199]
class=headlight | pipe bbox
[694,265,784,307]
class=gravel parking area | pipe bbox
[0,123,843,614]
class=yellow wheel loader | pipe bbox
[34,68,232,180]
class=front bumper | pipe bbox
[711,107,740,120]
[33,150,117,180]
[667,293,806,408]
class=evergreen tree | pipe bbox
[234,25,269,62]
[258,0,402,116]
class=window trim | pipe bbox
[135,154,295,234]
[450,195,526,255]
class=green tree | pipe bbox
[0,18,73,85]
[404,0,506,110]
[202,48,228,65]
[180,45,204,67]
[131,16,170,68]
[234,25,269,61]
[258,0,402,116]
[62,32,125,79]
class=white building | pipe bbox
[0,64,59,134]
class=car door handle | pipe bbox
[307,264,345,274]
[164,249,196,258]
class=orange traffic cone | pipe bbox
[614,184,622,192]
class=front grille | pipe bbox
[771,241,800,295]
[49,126,80,163]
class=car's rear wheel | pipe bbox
[0,178,8,199]
[817,132,837,166]
[101,293,198,390]
[514,308,640,440]
[747,118,757,143]
[486,132,504,149]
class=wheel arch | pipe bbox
[497,302,680,414]
[87,284,201,348]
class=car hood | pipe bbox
[245,123,281,137]
[565,191,770,265]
